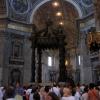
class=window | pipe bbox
[48,56,52,66]
[78,55,81,65]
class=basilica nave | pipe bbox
[0,0,100,86]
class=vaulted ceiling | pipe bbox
[33,1,79,49]
[0,0,95,50]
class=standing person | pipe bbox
[29,86,37,100]
[0,87,4,100]
[33,91,40,100]
[75,84,81,100]
[80,84,85,95]
[42,86,50,100]
[88,83,100,100]
[81,86,88,100]
[50,84,60,97]
[15,82,24,100]
[46,92,60,100]
[39,86,45,100]
[4,86,15,100]
[61,87,75,100]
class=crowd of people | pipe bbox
[0,82,100,100]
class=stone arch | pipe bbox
[30,0,83,23]
[10,68,22,85]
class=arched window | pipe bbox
[48,56,52,67]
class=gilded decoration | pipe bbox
[87,31,100,52]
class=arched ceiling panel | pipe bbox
[33,1,79,49]
[6,0,93,23]
[30,0,83,23]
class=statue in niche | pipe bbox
[14,45,20,58]
[87,29,100,52]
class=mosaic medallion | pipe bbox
[11,0,29,14]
